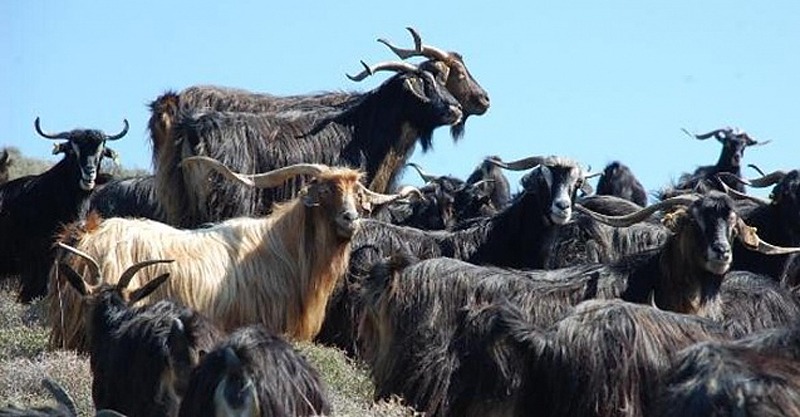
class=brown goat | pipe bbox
[48,157,412,350]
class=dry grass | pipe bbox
[0,284,417,416]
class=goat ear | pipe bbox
[58,263,89,296]
[403,77,428,102]
[128,273,170,305]
[661,208,687,232]
[52,143,69,155]
[735,218,760,249]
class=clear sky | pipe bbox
[3,1,798,199]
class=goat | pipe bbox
[178,326,331,417]
[0,117,127,302]
[48,156,412,350]
[0,149,12,184]
[654,336,800,417]
[718,271,800,338]
[465,155,512,210]
[156,62,462,227]
[490,299,729,417]
[595,160,648,206]
[672,127,770,194]
[148,27,489,162]
[56,243,222,417]
[357,255,616,416]
[87,175,165,221]
[370,162,495,230]
[724,170,800,280]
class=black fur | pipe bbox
[178,326,331,417]
[87,175,166,221]
[596,161,648,206]
[0,124,121,302]
[157,69,462,227]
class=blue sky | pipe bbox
[3,1,798,199]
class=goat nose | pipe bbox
[554,200,570,211]
[712,242,732,258]
[342,211,358,222]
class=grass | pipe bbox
[0,283,417,416]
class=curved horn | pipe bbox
[42,379,78,417]
[406,162,439,183]
[57,242,101,281]
[95,410,129,417]
[576,194,699,228]
[180,156,328,189]
[748,164,767,177]
[117,259,174,291]
[736,219,800,255]
[485,156,549,171]
[714,175,772,206]
[718,170,787,189]
[34,117,70,140]
[104,119,130,141]
[584,171,603,180]
[378,27,452,62]
[347,60,419,82]
[683,127,729,141]
[360,184,422,206]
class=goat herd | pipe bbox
[2,27,800,417]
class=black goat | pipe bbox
[719,271,800,338]
[370,162,495,230]
[57,243,222,417]
[465,155,512,210]
[148,28,488,162]
[0,149,11,184]
[0,118,127,302]
[156,62,463,227]
[595,160,648,206]
[673,127,770,194]
[727,170,800,281]
[491,299,727,417]
[178,326,331,417]
[654,335,800,417]
[87,175,165,221]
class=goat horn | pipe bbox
[406,162,439,183]
[0,149,8,164]
[104,119,130,141]
[748,164,767,177]
[576,195,699,227]
[180,156,329,189]
[684,127,729,141]
[717,170,787,189]
[736,220,800,255]
[360,184,422,206]
[95,410,128,417]
[485,156,549,171]
[57,242,101,282]
[584,171,603,180]
[42,379,78,417]
[118,259,174,291]
[378,27,452,62]
[34,117,70,140]
[347,60,419,82]
[714,174,772,206]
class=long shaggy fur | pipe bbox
[87,175,166,221]
[654,340,800,417]
[357,256,625,417]
[719,271,800,338]
[49,169,361,350]
[178,326,331,417]
[495,299,728,417]
[595,160,648,206]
